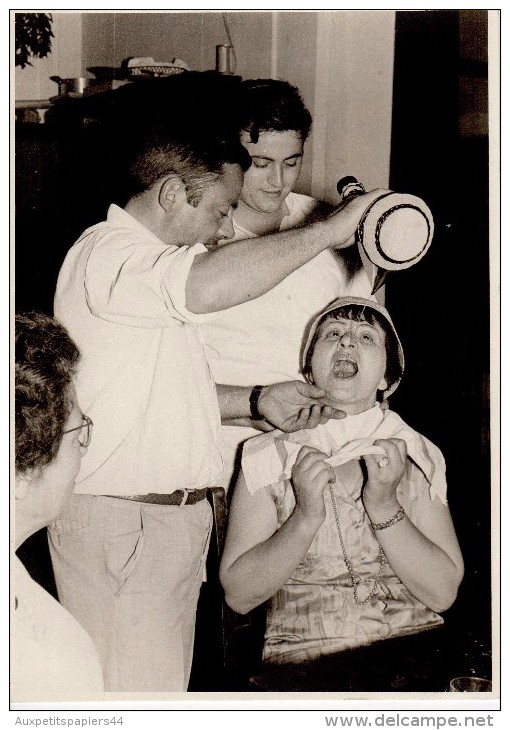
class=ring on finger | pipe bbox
[377,455,389,468]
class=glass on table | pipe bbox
[449,676,492,692]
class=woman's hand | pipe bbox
[291,446,335,526]
[360,438,464,613]
[362,438,406,523]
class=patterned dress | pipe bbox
[241,407,446,664]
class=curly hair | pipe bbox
[239,79,313,144]
[15,312,80,474]
[302,304,403,400]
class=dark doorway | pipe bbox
[387,10,492,681]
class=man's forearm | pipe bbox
[187,220,334,313]
[216,381,345,433]
[185,188,384,313]
[216,384,253,420]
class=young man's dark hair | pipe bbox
[240,78,313,144]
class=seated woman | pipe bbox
[202,78,373,490]
[220,296,464,689]
[13,312,104,701]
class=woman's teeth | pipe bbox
[333,359,358,378]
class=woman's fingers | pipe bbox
[294,447,335,483]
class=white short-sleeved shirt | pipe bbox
[201,193,374,486]
[54,204,222,495]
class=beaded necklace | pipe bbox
[328,483,386,605]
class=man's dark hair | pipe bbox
[95,72,250,204]
[302,304,402,400]
[127,126,250,205]
[240,79,313,144]
[15,312,80,474]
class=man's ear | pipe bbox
[158,174,187,213]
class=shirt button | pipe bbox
[378,625,391,638]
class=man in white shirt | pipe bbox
[50,113,384,692]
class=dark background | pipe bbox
[15,10,494,690]
[387,9,492,672]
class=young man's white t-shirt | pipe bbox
[202,192,374,489]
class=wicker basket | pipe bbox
[128,65,187,78]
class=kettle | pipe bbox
[337,176,434,294]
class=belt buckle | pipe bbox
[179,488,189,507]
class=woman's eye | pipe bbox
[284,160,298,168]
[326,329,342,338]
[252,159,269,169]
[360,332,374,342]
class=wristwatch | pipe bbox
[249,385,265,421]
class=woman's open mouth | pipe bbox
[332,358,358,378]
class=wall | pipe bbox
[81,11,274,79]
[15,11,395,200]
[310,11,395,201]
[80,10,395,200]
[14,12,83,102]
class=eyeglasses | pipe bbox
[63,414,93,448]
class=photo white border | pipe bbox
[6,4,504,722]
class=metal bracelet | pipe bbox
[371,506,406,531]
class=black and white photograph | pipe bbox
[11,7,499,716]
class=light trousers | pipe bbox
[48,493,212,692]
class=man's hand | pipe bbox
[257,381,346,432]
[327,188,389,249]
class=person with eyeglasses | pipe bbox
[62,414,93,446]
[13,311,104,701]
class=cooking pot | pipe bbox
[50,76,98,96]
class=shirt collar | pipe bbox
[106,204,165,244]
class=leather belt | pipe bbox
[105,488,209,506]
